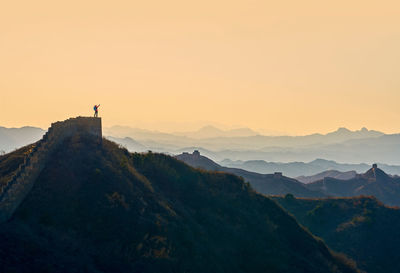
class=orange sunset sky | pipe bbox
[1,0,399,135]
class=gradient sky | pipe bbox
[1,0,399,135]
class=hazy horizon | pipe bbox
[0,121,395,137]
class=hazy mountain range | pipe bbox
[104,125,385,151]
[176,151,400,207]
[104,126,400,165]
[220,158,400,177]
[296,170,357,184]
[175,151,325,198]
[307,166,400,207]
[2,124,400,171]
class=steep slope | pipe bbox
[0,135,357,273]
[176,151,325,197]
[274,196,400,273]
[306,165,400,206]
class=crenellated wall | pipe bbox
[0,117,102,222]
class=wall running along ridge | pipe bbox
[0,117,102,222]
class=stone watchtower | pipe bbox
[46,116,102,143]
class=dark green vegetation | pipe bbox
[0,134,358,273]
[176,151,324,197]
[307,167,400,206]
[274,195,400,273]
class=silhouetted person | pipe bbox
[94,104,100,117]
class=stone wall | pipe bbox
[0,117,102,222]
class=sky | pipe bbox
[1,0,399,135]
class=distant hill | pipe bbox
[324,127,383,142]
[306,164,400,207]
[220,158,400,177]
[0,126,45,153]
[176,152,400,207]
[105,126,385,152]
[106,136,148,152]
[173,125,259,139]
[0,120,358,273]
[296,170,357,184]
[274,196,400,273]
[175,133,400,165]
[176,151,324,198]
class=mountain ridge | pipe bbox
[296,170,357,184]
[176,151,325,198]
[0,118,358,273]
[220,158,400,177]
[306,164,400,206]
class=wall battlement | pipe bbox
[49,116,102,138]
[0,117,102,222]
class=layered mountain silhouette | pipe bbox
[0,118,358,273]
[296,170,357,184]
[176,151,324,197]
[307,164,400,206]
[176,151,400,207]
[102,126,389,159]
[220,158,377,178]
[274,195,400,273]
[4,125,400,167]
[107,136,148,152]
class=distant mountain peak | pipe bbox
[324,127,384,142]
[173,125,259,139]
[311,158,337,164]
[363,163,390,181]
[197,125,223,133]
[337,127,351,133]
[199,125,220,130]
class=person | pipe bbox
[93,104,100,117]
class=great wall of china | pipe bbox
[0,117,102,222]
